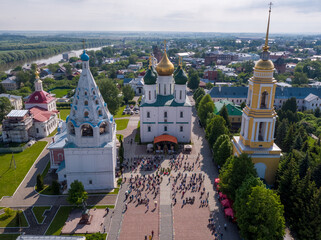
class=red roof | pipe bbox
[154,134,178,144]
[25,90,55,104]
[30,107,57,122]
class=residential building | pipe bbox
[2,110,33,143]
[214,100,242,129]
[1,76,18,91]
[54,67,66,78]
[0,94,23,110]
[129,78,144,95]
[203,68,218,81]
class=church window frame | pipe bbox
[99,121,109,135]
[180,126,183,132]
[98,109,102,116]
[147,111,150,118]
[148,126,151,132]
[89,180,92,184]
[149,91,151,100]
[93,90,96,95]
[180,111,183,118]
[84,111,89,118]
[180,90,182,100]
[95,100,99,105]
[258,122,266,141]
[164,85,166,95]
[164,126,167,132]
[85,91,87,96]
[260,91,269,109]
[84,100,88,106]
[164,111,167,118]
[81,124,93,137]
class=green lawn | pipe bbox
[114,106,130,118]
[45,206,73,235]
[32,206,51,224]
[0,234,20,240]
[58,108,70,121]
[115,119,129,131]
[48,128,57,137]
[51,88,70,98]
[0,141,47,198]
[0,142,25,148]
[135,121,140,143]
[0,209,28,227]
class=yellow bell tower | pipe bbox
[232,3,281,185]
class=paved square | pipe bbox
[61,208,106,234]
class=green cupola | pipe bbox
[174,67,188,85]
[173,65,181,77]
[144,67,157,85]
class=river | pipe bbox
[4,45,109,73]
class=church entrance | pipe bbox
[154,134,178,154]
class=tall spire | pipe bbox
[263,2,272,52]
[163,40,167,53]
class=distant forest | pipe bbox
[0,35,111,65]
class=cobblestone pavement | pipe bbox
[106,93,241,240]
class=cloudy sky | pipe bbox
[0,0,320,33]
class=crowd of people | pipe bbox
[122,156,164,172]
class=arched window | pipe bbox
[149,91,151,100]
[85,91,87,96]
[75,100,78,105]
[260,91,268,109]
[93,91,96,95]
[84,100,88,106]
[258,122,266,141]
[84,111,89,118]
[98,109,102,116]
[99,121,109,135]
[81,124,93,137]
[68,122,75,135]
[58,153,64,162]
[95,100,99,105]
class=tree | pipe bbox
[187,72,200,90]
[36,174,44,191]
[213,134,230,160]
[293,72,308,85]
[122,84,135,104]
[205,82,214,90]
[195,92,205,110]
[215,139,232,167]
[0,97,13,122]
[240,101,246,109]
[219,104,231,129]
[128,54,138,64]
[51,180,61,195]
[206,115,229,148]
[315,108,321,118]
[275,119,288,149]
[282,124,295,152]
[197,94,214,127]
[281,97,297,113]
[193,87,205,101]
[67,180,88,206]
[236,185,285,240]
[97,78,122,115]
[219,153,257,200]
[293,134,302,150]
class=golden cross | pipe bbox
[164,40,167,53]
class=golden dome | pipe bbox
[255,59,274,70]
[156,51,174,76]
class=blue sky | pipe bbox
[0,0,320,33]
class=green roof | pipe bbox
[144,67,157,85]
[214,100,243,116]
[140,95,192,107]
[174,68,188,85]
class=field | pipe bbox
[115,119,129,131]
[0,209,28,228]
[32,206,51,224]
[0,141,47,198]
[51,88,70,98]
[45,206,73,235]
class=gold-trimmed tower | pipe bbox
[232,3,281,185]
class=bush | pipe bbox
[51,180,60,195]
[127,100,136,106]
[117,178,123,186]
[4,208,14,218]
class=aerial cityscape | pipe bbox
[0,1,321,240]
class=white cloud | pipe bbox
[0,0,320,33]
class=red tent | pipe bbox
[219,192,227,199]
[221,198,233,208]
[215,178,220,185]
[224,208,234,218]
[216,184,220,191]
